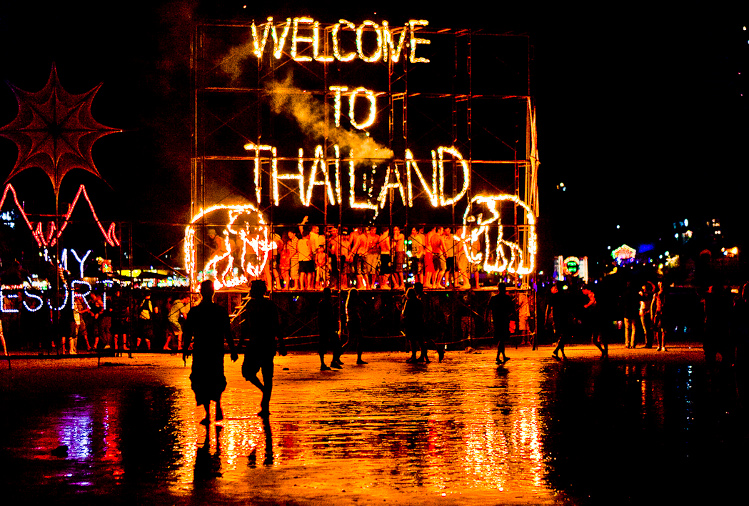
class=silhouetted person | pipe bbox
[240,280,286,417]
[402,286,425,362]
[704,284,732,365]
[651,281,668,351]
[412,282,444,362]
[488,282,516,364]
[622,281,640,348]
[182,280,238,426]
[345,288,367,364]
[318,287,342,370]
[729,283,749,367]
[583,285,607,359]
[551,283,575,360]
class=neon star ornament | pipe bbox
[0,64,121,197]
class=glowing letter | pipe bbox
[303,145,336,206]
[244,143,278,205]
[348,87,377,130]
[356,20,382,62]
[313,21,334,62]
[381,21,408,63]
[405,149,438,207]
[437,146,470,206]
[291,17,314,62]
[70,249,92,279]
[271,149,307,206]
[409,20,431,64]
[377,163,407,209]
[349,152,378,211]
[0,289,19,313]
[251,18,273,58]
[271,18,292,59]
[333,20,356,62]
[23,288,44,312]
[71,280,92,312]
[329,86,348,127]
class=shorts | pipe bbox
[363,253,379,275]
[299,260,315,274]
[167,321,182,333]
[395,251,406,272]
[434,253,446,271]
[446,257,455,271]
[409,256,424,275]
[380,254,391,274]
[424,253,434,272]
[242,354,274,381]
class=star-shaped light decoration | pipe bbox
[0,64,120,197]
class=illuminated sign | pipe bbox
[243,142,469,213]
[0,183,119,248]
[458,194,536,275]
[563,256,580,276]
[1,279,102,314]
[612,244,636,262]
[184,204,275,290]
[242,17,430,65]
[191,17,539,284]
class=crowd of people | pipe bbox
[182,279,517,421]
[542,277,749,365]
[53,286,195,356]
[215,221,483,292]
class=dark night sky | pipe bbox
[0,1,747,271]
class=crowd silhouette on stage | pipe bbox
[216,221,484,292]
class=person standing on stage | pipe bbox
[408,227,426,286]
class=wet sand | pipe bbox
[0,344,746,505]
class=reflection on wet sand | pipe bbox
[1,347,742,504]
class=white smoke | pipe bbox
[265,76,394,161]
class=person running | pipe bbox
[182,280,238,426]
[239,280,286,417]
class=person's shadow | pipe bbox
[194,425,223,481]
[248,415,273,467]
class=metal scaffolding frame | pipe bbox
[190,20,539,345]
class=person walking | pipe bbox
[583,285,607,359]
[622,282,640,349]
[318,287,342,370]
[488,282,516,364]
[182,280,238,426]
[402,286,425,363]
[550,283,575,360]
[345,288,367,364]
[651,281,668,351]
[239,280,286,417]
[412,282,444,362]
